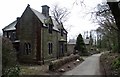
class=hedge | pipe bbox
[49,54,83,71]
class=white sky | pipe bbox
[0,0,104,39]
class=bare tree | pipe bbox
[88,3,119,51]
[73,0,86,7]
[73,0,119,51]
[51,4,70,24]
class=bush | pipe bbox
[112,57,120,69]
[49,54,81,71]
[3,66,20,77]
[112,44,118,53]
[2,37,20,76]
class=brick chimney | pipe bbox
[41,5,50,18]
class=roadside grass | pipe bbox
[19,55,84,75]
[19,64,49,75]
[100,52,120,75]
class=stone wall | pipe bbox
[41,27,67,61]
[17,7,39,63]
[41,27,58,60]
[67,44,75,54]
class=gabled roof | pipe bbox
[2,5,67,33]
[31,7,59,31]
[31,8,46,24]
[2,20,17,31]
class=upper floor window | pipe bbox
[48,24,53,34]
[7,32,12,40]
[61,29,63,36]
[48,43,53,54]
[12,32,16,40]
[8,34,11,39]
[60,43,64,54]
[4,32,7,37]
[10,32,16,41]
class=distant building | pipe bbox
[67,39,76,54]
[67,37,93,54]
[2,4,67,64]
[83,37,90,51]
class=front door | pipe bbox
[59,43,64,57]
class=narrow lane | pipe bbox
[63,53,102,75]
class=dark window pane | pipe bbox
[48,43,52,54]
[61,29,63,36]
[24,43,31,55]
[48,24,52,34]
[48,43,51,54]
[51,43,53,54]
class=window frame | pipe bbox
[48,24,53,34]
[12,32,16,40]
[4,32,7,37]
[48,43,53,54]
[24,43,31,55]
[61,29,63,36]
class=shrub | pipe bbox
[2,37,20,76]
[3,65,20,77]
[49,54,81,71]
[112,44,118,53]
[112,57,120,69]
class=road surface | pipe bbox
[63,53,102,75]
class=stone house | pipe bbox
[2,4,67,64]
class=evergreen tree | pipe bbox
[74,34,87,54]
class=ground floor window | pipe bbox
[65,44,67,52]
[24,43,31,55]
[48,43,52,54]
[60,43,64,54]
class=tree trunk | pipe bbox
[117,30,120,53]
[107,2,120,53]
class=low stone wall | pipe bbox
[49,54,81,71]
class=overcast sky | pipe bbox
[0,0,105,39]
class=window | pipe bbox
[9,34,11,39]
[24,43,31,55]
[6,32,9,38]
[4,32,7,37]
[48,43,52,54]
[48,24,53,34]
[65,44,67,52]
[61,29,63,36]
[12,32,16,40]
[7,32,10,38]
[24,43,28,55]
[10,32,16,41]
[60,43,64,54]
[28,43,31,53]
